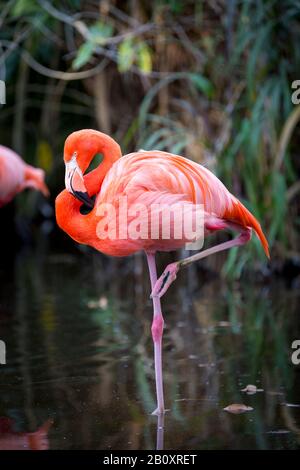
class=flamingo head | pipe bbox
[63,130,99,209]
[23,166,49,197]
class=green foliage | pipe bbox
[72,41,95,70]
[136,42,152,74]
[0,0,299,277]
[117,38,135,72]
[189,73,214,98]
[118,38,152,74]
[72,21,114,69]
[218,0,300,276]
[88,21,113,44]
[11,0,38,17]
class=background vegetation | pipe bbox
[1,0,300,277]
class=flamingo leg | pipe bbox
[151,228,251,299]
[146,252,165,415]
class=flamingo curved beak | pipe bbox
[65,153,94,209]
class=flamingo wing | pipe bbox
[97,150,269,257]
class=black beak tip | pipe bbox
[72,191,95,209]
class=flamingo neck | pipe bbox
[56,190,88,245]
[81,134,121,197]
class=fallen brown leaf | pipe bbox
[87,296,108,309]
[223,404,253,414]
[241,384,264,394]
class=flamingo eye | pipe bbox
[67,153,78,171]
[70,151,77,162]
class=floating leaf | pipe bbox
[218,321,231,327]
[99,297,108,309]
[87,296,108,310]
[281,403,300,408]
[223,404,253,414]
[72,41,95,70]
[241,384,264,394]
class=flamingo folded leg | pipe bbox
[146,252,165,415]
[151,227,252,299]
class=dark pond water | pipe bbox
[0,244,299,450]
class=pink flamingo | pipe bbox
[0,417,52,450]
[0,145,49,207]
[56,129,269,415]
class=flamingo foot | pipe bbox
[151,262,180,299]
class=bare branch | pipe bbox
[38,0,156,46]
[0,0,14,29]
[21,50,109,81]
[1,39,110,81]
[173,24,205,65]
[0,28,32,67]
